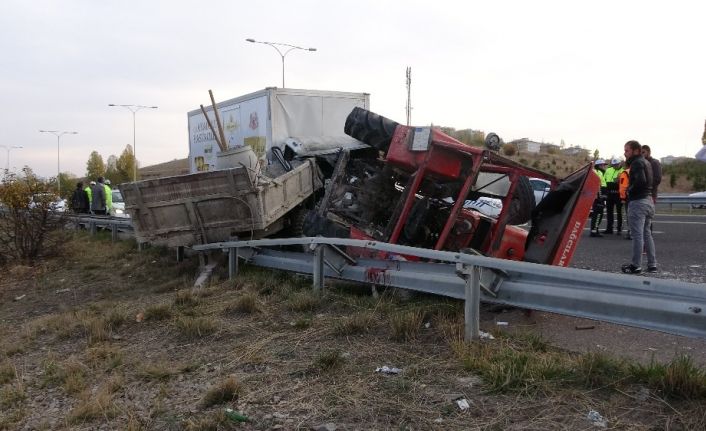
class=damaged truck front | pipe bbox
[303,108,599,266]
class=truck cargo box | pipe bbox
[120,159,319,247]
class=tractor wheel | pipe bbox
[344,107,399,153]
[506,176,536,225]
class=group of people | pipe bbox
[589,141,662,274]
[70,177,114,215]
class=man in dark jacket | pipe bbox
[70,182,90,213]
[641,145,661,203]
[90,177,107,215]
[622,140,656,274]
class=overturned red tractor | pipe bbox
[303,108,599,266]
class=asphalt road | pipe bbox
[571,212,706,284]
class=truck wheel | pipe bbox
[506,176,536,225]
[344,107,399,153]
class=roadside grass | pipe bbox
[66,382,120,424]
[201,376,243,408]
[333,311,375,336]
[286,290,322,312]
[143,303,174,321]
[315,350,346,371]
[39,354,89,395]
[390,309,424,341]
[0,360,15,384]
[0,378,26,409]
[138,361,177,382]
[223,292,261,315]
[84,344,124,371]
[175,316,218,339]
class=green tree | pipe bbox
[58,172,76,199]
[669,173,676,188]
[104,154,120,184]
[593,149,600,160]
[86,151,105,180]
[116,144,137,182]
[702,119,706,146]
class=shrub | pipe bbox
[0,168,70,265]
[502,144,516,156]
[201,376,243,408]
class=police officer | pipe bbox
[603,158,624,234]
[589,159,608,237]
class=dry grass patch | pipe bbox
[81,315,112,345]
[315,350,346,371]
[175,317,218,339]
[25,311,82,340]
[0,380,26,409]
[334,311,375,336]
[174,289,201,308]
[390,309,424,341]
[224,292,261,315]
[201,376,243,408]
[0,360,15,384]
[143,303,173,321]
[286,290,322,312]
[138,361,177,382]
[66,385,118,424]
[85,344,124,371]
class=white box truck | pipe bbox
[121,88,371,247]
[187,87,370,173]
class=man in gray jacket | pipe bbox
[90,177,107,215]
[622,141,656,274]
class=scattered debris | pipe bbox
[479,330,495,340]
[13,294,26,301]
[224,408,249,422]
[443,393,465,402]
[689,265,701,268]
[135,313,145,323]
[55,288,70,294]
[456,398,470,411]
[575,325,595,330]
[586,410,608,428]
[433,418,443,424]
[424,322,431,329]
[375,366,402,374]
[111,334,122,340]
[496,321,509,326]
[311,423,337,431]
[273,412,289,419]
[457,376,483,387]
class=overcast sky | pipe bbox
[1,0,704,178]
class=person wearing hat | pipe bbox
[602,158,625,234]
[104,179,113,215]
[589,159,608,237]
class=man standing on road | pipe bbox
[90,177,107,215]
[603,158,624,234]
[641,145,661,203]
[70,182,90,213]
[622,141,657,274]
[589,159,608,237]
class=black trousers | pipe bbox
[590,198,605,232]
[605,193,623,232]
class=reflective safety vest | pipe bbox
[603,166,623,184]
[84,186,92,205]
[594,169,607,188]
[104,184,112,211]
[618,169,630,201]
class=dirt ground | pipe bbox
[1,233,705,430]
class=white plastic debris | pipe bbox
[456,398,470,410]
[55,288,70,294]
[14,294,26,301]
[586,410,607,428]
[375,366,402,374]
[479,330,495,340]
[496,321,509,326]
[424,322,431,329]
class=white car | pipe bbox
[529,178,552,205]
[110,189,130,218]
[689,190,706,209]
[29,193,67,212]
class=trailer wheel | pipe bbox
[506,176,536,225]
[344,107,399,153]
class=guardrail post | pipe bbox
[313,245,325,290]
[176,246,184,263]
[89,221,96,236]
[228,247,238,280]
[111,224,117,242]
[459,264,481,341]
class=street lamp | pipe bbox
[245,38,317,88]
[0,145,23,173]
[39,130,78,197]
[108,104,158,182]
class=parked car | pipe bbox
[29,193,66,212]
[529,178,552,204]
[689,190,706,209]
[110,189,129,218]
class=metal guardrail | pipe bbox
[656,195,706,206]
[65,214,133,242]
[192,237,706,342]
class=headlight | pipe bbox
[115,209,124,214]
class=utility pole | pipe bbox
[405,67,412,126]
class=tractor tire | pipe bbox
[506,176,536,225]
[344,107,399,153]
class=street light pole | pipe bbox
[0,145,23,173]
[39,130,77,197]
[108,104,158,182]
[245,38,317,88]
